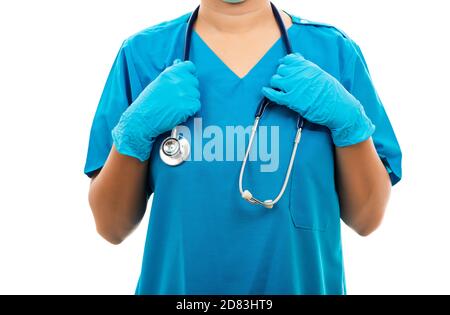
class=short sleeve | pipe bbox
[84,41,143,178]
[341,41,402,185]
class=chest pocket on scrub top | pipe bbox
[288,123,335,231]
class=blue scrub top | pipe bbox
[84,11,402,295]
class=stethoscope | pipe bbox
[160,2,305,209]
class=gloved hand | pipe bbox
[262,53,375,147]
[112,60,201,161]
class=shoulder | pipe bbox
[288,13,363,63]
[115,12,191,78]
[289,13,362,52]
[289,13,351,40]
[121,12,190,52]
[286,12,370,82]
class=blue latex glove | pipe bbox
[262,53,375,147]
[112,60,201,161]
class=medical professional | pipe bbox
[84,0,402,294]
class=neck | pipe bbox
[198,0,273,34]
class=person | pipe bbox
[84,0,402,294]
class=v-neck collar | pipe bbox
[191,17,296,81]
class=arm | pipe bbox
[335,138,391,236]
[88,145,148,245]
[262,53,392,236]
[87,60,201,244]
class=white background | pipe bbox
[0,0,449,294]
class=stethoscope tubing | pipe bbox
[163,2,305,208]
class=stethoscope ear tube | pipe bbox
[270,2,292,55]
[255,97,271,118]
[184,6,200,61]
[239,104,304,209]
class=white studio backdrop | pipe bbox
[0,0,449,294]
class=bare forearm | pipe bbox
[335,138,391,236]
[88,145,149,244]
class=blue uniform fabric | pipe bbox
[84,11,402,294]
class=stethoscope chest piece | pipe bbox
[159,127,190,166]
